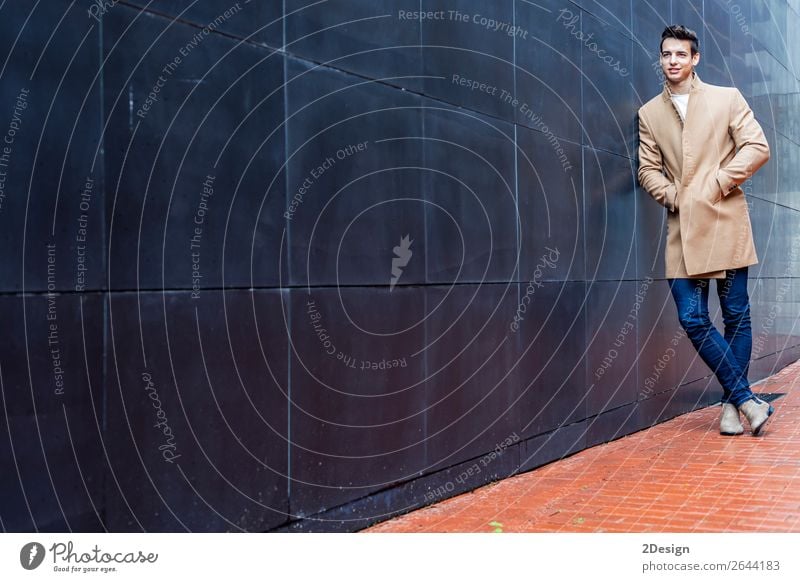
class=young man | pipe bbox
[637,25,773,435]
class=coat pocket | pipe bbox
[709,170,724,206]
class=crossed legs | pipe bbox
[668,267,754,406]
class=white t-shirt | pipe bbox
[671,93,689,121]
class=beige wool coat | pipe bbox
[637,74,770,279]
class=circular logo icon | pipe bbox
[20,542,46,570]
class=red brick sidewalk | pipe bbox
[365,360,800,533]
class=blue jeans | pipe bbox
[667,267,753,407]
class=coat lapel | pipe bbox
[682,73,705,135]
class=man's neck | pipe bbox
[667,73,694,95]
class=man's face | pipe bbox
[660,37,700,84]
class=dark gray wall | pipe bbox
[1,0,799,532]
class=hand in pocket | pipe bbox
[709,176,723,206]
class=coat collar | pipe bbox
[661,71,704,101]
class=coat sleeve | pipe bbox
[715,89,770,197]
[637,111,678,212]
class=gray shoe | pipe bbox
[719,402,744,436]
[738,396,774,436]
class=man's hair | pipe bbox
[660,25,699,55]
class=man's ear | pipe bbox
[692,52,701,66]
